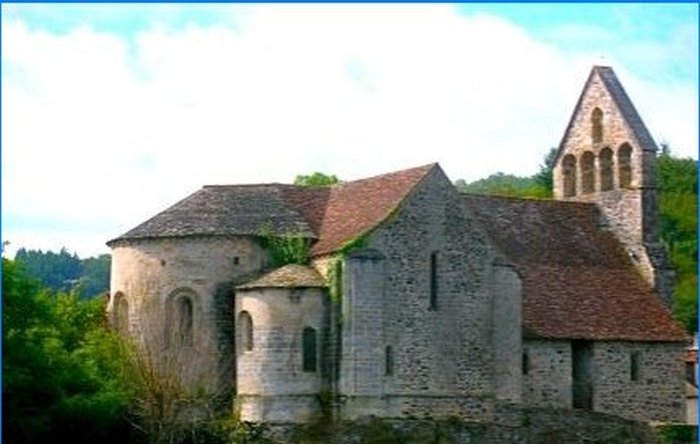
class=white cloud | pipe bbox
[2,4,697,257]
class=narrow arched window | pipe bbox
[385,346,394,376]
[562,154,577,197]
[113,292,129,333]
[581,151,595,194]
[165,289,199,349]
[176,297,193,346]
[591,108,603,143]
[239,311,253,352]
[618,143,633,188]
[429,252,438,310]
[599,147,614,191]
[302,327,317,372]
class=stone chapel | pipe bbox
[107,66,688,424]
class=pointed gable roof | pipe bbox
[463,194,687,342]
[108,164,435,258]
[554,65,658,166]
[307,164,435,256]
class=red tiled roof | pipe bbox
[308,164,435,256]
[463,194,687,342]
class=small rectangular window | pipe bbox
[302,327,318,372]
[522,349,530,375]
[385,346,394,376]
[630,351,641,382]
[429,252,438,310]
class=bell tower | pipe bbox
[552,66,674,306]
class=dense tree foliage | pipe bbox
[2,259,134,443]
[657,154,697,332]
[456,148,556,198]
[14,248,110,298]
[293,172,339,186]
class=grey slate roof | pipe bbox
[108,165,435,252]
[108,185,315,244]
[237,264,327,290]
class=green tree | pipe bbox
[294,172,339,186]
[79,254,111,298]
[14,248,111,298]
[533,147,557,196]
[657,153,698,332]
[2,258,134,443]
[455,149,554,198]
[15,247,83,292]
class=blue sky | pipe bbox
[2,3,698,258]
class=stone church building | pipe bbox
[107,66,688,424]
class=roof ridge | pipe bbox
[335,163,437,188]
[459,193,597,207]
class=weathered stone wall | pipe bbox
[259,407,664,444]
[109,235,267,394]
[592,341,685,422]
[235,287,327,423]
[523,339,573,409]
[553,70,653,200]
[338,249,387,418]
[523,339,685,422]
[337,166,497,421]
[491,261,522,404]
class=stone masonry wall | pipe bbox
[235,287,327,423]
[491,262,522,404]
[593,341,685,422]
[338,166,497,421]
[523,339,573,409]
[553,70,652,201]
[109,235,267,395]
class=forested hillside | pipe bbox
[456,152,698,332]
[14,248,110,299]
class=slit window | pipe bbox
[429,252,438,310]
[522,349,530,375]
[630,351,641,382]
[239,311,253,352]
[385,346,394,376]
[302,327,318,372]
[592,108,603,143]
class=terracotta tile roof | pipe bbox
[462,194,687,342]
[308,164,435,256]
[237,264,326,290]
[109,164,435,256]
